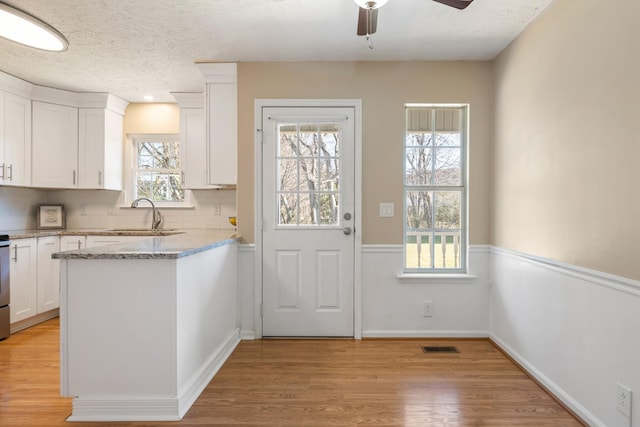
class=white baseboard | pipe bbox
[362,330,489,338]
[10,309,59,334]
[178,328,241,418]
[490,333,604,427]
[240,329,256,340]
[68,328,241,422]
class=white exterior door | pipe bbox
[262,106,355,337]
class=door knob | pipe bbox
[343,227,352,235]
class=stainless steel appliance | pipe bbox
[0,235,10,340]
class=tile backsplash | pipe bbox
[0,187,236,232]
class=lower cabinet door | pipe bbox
[9,239,37,323]
[37,236,60,313]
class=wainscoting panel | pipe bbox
[238,244,256,340]
[361,245,491,338]
[490,247,640,427]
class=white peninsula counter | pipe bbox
[53,231,240,422]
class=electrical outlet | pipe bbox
[423,301,433,317]
[213,204,221,216]
[79,204,86,216]
[617,382,632,418]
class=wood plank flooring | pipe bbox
[0,318,584,426]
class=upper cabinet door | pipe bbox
[197,63,237,186]
[32,101,79,189]
[78,108,123,190]
[206,82,237,185]
[1,91,32,187]
[180,108,211,189]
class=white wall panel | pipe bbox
[490,247,640,427]
[361,245,490,337]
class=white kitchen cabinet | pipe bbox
[197,63,237,186]
[59,240,238,421]
[180,107,207,188]
[0,91,31,187]
[78,106,124,190]
[60,235,86,251]
[9,238,37,323]
[32,101,79,188]
[36,236,60,314]
[173,92,218,189]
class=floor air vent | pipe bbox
[422,346,459,353]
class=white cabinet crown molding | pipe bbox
[0,71,32,99]
[0,70,128,111]
[196,63,237,83]
[171,92,204,109]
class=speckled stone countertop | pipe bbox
[2,228,184,239]
[48,230,240,260]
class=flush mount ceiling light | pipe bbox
[0,2,68,52]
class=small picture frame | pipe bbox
[37,204,65,230]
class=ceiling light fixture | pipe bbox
[0,2,68,52]
[353,0,388,9]
[143,95,155,102]
[354,0,388,50]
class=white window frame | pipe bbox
[124,133,191,208]
[402,104,469,274]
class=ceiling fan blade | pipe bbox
[432,0,474,10]
[357,7,378,36]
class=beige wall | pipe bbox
[123,103,180,135]
[493,0,640,279]
[237,61,493,244]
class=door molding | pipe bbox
[254,99,363,339]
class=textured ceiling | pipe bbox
[0,0,554,102]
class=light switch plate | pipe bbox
[379,203,394,217]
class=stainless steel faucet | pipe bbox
[130,197,163,230]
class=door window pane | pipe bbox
[276,122,343,227]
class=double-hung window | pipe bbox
[131,134,185,204]
[404,105,467,272]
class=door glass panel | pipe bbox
[276,122,343,227]
[320,194,340,225]
[319,124,340,156]
[278,125,297,156]
[298,192,315,225]
[278,159,298,192]
[279,193,298,225]
[298,159,317,192]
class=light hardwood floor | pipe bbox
[0,318,584,426]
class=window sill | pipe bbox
[396,273,478,284]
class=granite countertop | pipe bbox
[3,228,184,239]
[43,230,239,260]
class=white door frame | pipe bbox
[254,99,363,339]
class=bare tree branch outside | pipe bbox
[277,123,341,226]
[405,107,466,270]
[135,138,184,202]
